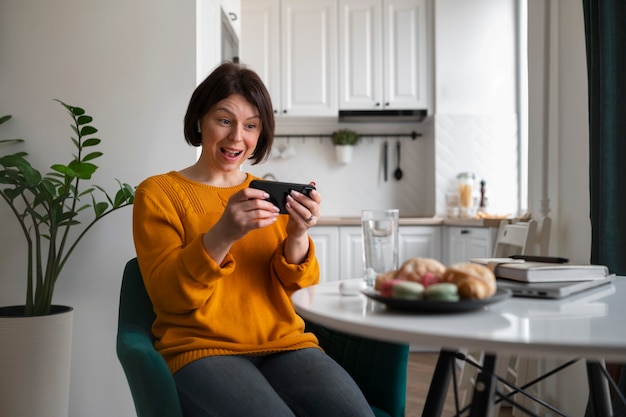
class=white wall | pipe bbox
[0,0,197,416]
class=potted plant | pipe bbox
[0,100,135,417]
[331,128,360,164]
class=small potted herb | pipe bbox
[331,129,360,164]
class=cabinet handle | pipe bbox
[460,229,470,235]
[385,102,390,106]
[282,109,287,114]
[228,12,238,21]
[375,102,381,107]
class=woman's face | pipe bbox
[198,94,262,174]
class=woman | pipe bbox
[132,62,374,417]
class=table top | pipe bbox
[291,278,626,362]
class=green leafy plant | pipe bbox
[0,100,135,316]
[331,129,360,146]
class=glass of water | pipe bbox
[361,209,399,288]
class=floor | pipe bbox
[406,352,514,417]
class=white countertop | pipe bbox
[317,216,506,227]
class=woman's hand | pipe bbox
[284,182,322,264]
[202,188,280,264]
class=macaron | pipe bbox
[380,279,404,298]
[392,281,425,300]
[424,283,460,302]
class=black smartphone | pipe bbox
[249,180,316,214]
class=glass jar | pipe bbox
[456,172,475,217]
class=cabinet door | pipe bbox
[308,226,340,282]
[399,226,442,262]
[466,229,493,260]
[339,226,364,280]
[338,0,383,110]
[444,226,494,265]
[240,0,281,111]
[281,0,338,116]
[383,0,428,109]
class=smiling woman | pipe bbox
[130,62,375,417]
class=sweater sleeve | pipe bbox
[132,176,234,314]
[272,236,321,294]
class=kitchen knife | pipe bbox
[383,141,388,181]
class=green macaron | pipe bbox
[392,281,425,300]
[424,283,460,302]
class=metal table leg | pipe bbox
[587,360,612,416]
[422,349,455,417]
[468,353,497,417]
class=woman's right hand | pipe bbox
[202,188,280,263]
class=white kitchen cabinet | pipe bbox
[308,226,340,282]
[338,0,428,110]
[443,226,496,265]
[241,0,338,117]
[313,225,441,282]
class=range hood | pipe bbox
[339,109,427,123]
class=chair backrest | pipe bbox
[117,258,184,417]
[492,220,538,257]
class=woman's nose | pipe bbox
[230,124,244,141]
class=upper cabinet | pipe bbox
[241,0,428,117]
[338,0,428,110]
[241,0,338,117]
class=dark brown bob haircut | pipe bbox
[183,61,275,165]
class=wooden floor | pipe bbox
[406,352,514,417]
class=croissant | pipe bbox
[441,263,496,299]
[375,257,446,290]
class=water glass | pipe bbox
[361,209,399,287]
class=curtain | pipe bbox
[583,0,626,414]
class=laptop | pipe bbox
[497,274,616,299]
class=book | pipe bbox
[470,258,610,283]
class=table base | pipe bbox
[422,350,615,417]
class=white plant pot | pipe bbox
[335,145,354,164]
[0,305,74,417]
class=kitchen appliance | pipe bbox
[338,109,427,123]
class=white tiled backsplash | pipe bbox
[244,114,518,218]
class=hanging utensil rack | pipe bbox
[274,131,422,140]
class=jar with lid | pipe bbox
[456,172,475,218]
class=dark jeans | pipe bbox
[173,348,375,417]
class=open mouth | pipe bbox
[221,147,243,159]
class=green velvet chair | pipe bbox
[117,257,410,417]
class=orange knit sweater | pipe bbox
[132,171,321,374]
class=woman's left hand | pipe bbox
[284,182,322,236]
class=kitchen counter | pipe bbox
[317,216,507,228]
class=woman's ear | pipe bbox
[197,121,201,133]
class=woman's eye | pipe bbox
[219,118,231,125]
[246,123,257,129]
